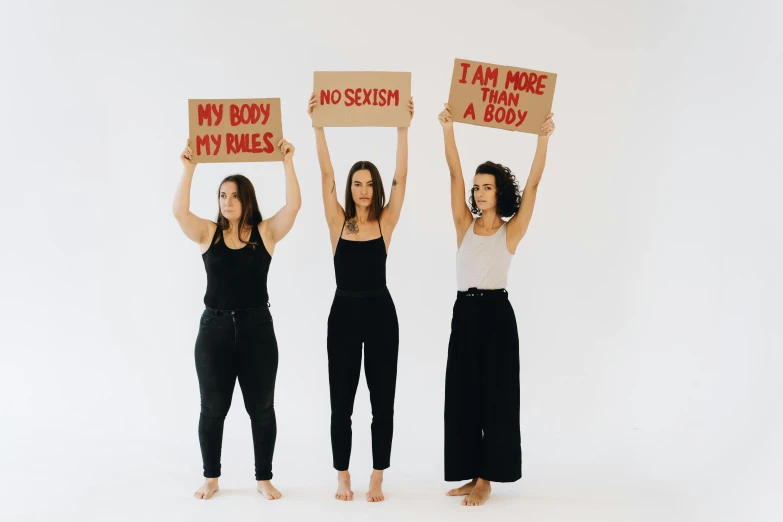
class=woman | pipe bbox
[307,93,414,502]
[172,137,302,501]
[438,103,556,507]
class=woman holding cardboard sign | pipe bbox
[438,103,555,507]
[308,93,414,503]
[173,137,302,501]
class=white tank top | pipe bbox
[456,218,514,291]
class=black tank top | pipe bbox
[333,220,387,292]
[202,224,271,309]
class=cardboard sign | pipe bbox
[312,71,411,127]
[448,59,557,135]
[188,98,283,163]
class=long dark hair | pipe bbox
[469,161,522,218]
[344,161,385,221]
[215,174,262,246]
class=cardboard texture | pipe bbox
[447,59,557,135]
[188,98,283,163]
[312,71,411,127]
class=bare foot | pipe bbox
[366,469,385,502]
[335,470,353,501]
[446,478,477,496]
[462,478,491,506]
[257,480,282,500]
[194,478,219,500]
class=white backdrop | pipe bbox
[2,1,781,521]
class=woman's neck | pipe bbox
[479,210,499,228]
[354,207,371,223]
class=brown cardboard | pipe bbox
[448,59,557,135]
[188,98,284,163]
[312,71,411,127]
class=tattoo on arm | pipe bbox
[392,178,398,189]
[330,182,335,194]
[345,219,359,235]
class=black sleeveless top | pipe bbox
[333,220,387,292]
[202,225,271,310]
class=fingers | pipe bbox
[277,138,293,156]
[440,103,452,121]
[540,112,556,135]
[182,139,193,159]
[438,105,452,123]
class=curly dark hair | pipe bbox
[468,161,522,218]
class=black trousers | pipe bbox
[194,305,278,481]
[444,288,522,483]
[327,288,399,471]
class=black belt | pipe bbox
[335,286,389,298]
[207,305,269,317]
[457,288,508,298]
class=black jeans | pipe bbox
[444,288,522,483]
[327,288,399,471]
[194,305,278,480]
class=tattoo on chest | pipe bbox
[345,219,359,235]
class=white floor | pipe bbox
[6,475,704,522]
[4,420,776,522]
[3,448,745,522]
[5,367,779,522]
